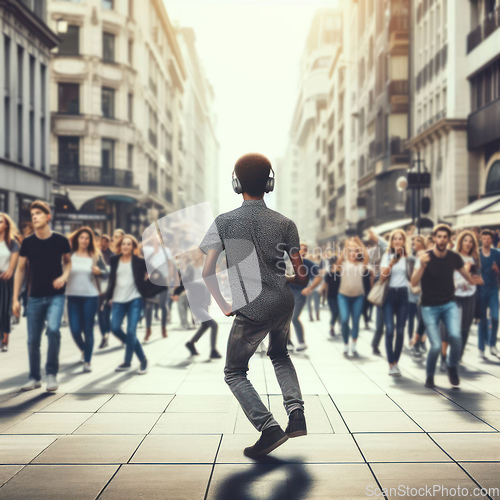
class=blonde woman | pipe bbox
[0,213,20,352]
[380,230,413,376]
[333,237,371,356]
[454,230,480,360]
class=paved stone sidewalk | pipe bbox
[0,303,499,499]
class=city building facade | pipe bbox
[177,27,219,214]
[0,0,59,227]
[47,0,186,235]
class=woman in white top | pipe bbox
[106,235,165,374]
[454,230,480,360]
[333,237,371,356]
[66,227,107,372]
[0,213,20,352]
[380,229,413,376]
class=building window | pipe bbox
[486,160,500,195]
[128,93,133,122]
[4,36,10,92]
[101,139,115,170]
[103,32,115,62]
[102,0,113,9]
[58,83,79,114]
[58,25,80,56]
[4,98,10,158]
[127,144,133,170]
[58,136,79,167]
[17,105,23,163]
[17,45,23,99]
[29,55,35,107]
[101,87,115,118]
[29,111,34,167]
[40,64,46,171]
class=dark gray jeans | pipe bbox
[224,309,304,432]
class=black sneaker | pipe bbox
[285,409,307,438]
[138,358,148,375]
[420,341,427,352]
[186,341,199,356]
[210,349,222,359]
[372,346,381,355]
[115,362,131,372]
[412,344,422,357]
[447,366,460,387]
[425,376,435,388]
[243,426,288,458]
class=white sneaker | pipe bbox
[389,365,401,377]
[295,343,308,352]
[83,362,92,373]
[479,349,487,359]
[46,375,59,392]
[1,344,8,352]
[343,344,349,355]
[20,379,42,391]
[351,343,358,355]
[490,346,499,357]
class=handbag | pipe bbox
[367,277,390,307]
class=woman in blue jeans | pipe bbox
[66,227,108,373]
[334,238,371,356]
[380,229,413,377]
[106,235,165,374]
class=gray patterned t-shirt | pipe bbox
[199,199,301,321]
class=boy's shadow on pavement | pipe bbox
[214,456,312,500]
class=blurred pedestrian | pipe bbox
[13,201,72,392]
[0,213,20,352]
[66,227,108,372]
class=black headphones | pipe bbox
[232,167,275,195]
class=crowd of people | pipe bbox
[0,200,499,393]
[292,224,500,388]
[0,201,222,393]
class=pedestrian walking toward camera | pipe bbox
[379,230,414,377]
[478,229,500,359]
[453,230,480,360]
[66,227,108,373]
[334,237,372,356]
[290,243,322,352]
[322,253,341,337]
[0,213,20,352]
[106,235,165,374]
[200,153,310,458]
[182,248,222,359]
[97,234,114,348]
[13,201,72,392]
[306,252,322,322]
[411,224,483,389]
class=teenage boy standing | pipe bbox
[411,224,482,389]
[200,153,309,458]
[13,201,72,392]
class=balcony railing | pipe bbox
[52,165,134,188]
[468,97,500,150]
[388,80,409,97]
[467,25,483,54]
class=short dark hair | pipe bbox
[30,200,51,215]
[481,229,494,239]
[234,153,272,196]
[432,223,452,238]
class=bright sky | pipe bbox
[165,0,336,215]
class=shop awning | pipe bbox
[445,194,500,228]
[372,218,413,235]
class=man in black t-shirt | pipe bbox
[411,224,482,389]
[13,201,71,392]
